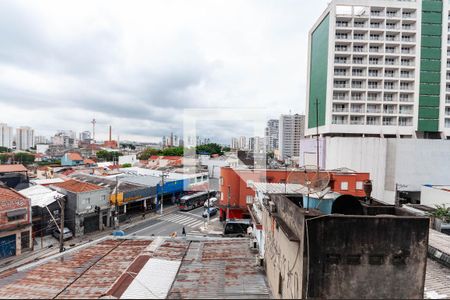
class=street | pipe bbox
[125,206,219,237]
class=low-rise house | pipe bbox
[0,186,32,260]
[61,152,84,166]
[19,185,64,237]
[50,179,111,236]
[0,164,29,190]
[250,182,429,299]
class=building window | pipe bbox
[356,181,363,190]
[341,182,349,190]
[278,273,283,295]
[246,195,254,204]
[246,180,254,188]
[21,231,30,250]
[85,198,91,204]
[8,214,25,222]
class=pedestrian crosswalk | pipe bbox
[160,213,205,228]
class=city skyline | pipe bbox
[0,0,329,142]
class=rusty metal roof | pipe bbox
[0,237,270,299]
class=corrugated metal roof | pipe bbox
[121,258,181,299]
[0,237,270,299]
[0,164,27,173]
[18,185,64,207]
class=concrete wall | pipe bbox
[421,185,450,207]
[299,138,326,168]
[306,215,429,299]
[263,195,305,299]
[324,137,450,204]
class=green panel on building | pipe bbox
[308,14,329,129]
[421,36,442,47]
[420,47,442,59]
[421,12,443,23]
[419,95,441,106]
[418,119,440,131]
[419,83,440,94]
[420,71,441,83]
[419,107,440,118]
[421,24,442,36]
[422,1,443,12]
[420,59,441,71]
[419,0,442,132]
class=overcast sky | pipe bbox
[0,0,329,143]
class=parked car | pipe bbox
[222,219,252,237]
[202,207,218,218]
[203,197,218,208]
[52,227,73,240]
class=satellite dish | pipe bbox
[286,165,331,193]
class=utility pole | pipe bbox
[315,98,320,175]
[113,175,120,229]
[58,196,65,253]
[160,172,168,215]
[227,185,231,220]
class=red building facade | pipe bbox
[0,187,32,259]
[219,167,370,220]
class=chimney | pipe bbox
[109,125,112,142]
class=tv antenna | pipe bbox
[287,165,330,211]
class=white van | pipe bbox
[203,197,218,208]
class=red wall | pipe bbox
[219,167,370,219]
[0,194,31,231]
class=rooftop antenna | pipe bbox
[91,118,96,142]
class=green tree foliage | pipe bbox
[0,154,10,163]
[196,143,224,155]
[0,146,11,153]
[161,147,184,156]
[96,150,123,162]
[121,163,132,168]
[14,152,35,165]
[138,148,161,160]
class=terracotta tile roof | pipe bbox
[161,156,182,160]
[0,186,28,201]
[51,179,104,193]
[149,156,159,161]
[0,164,27,173]
[67,152,83,161]
[83,159,96,165]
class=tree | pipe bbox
[0,147,10,153]
[14,152,35,165]
[121,163,132,168]
[96,150,123,162]
[138,148,161,160]
[0,154,10,163]
[196,143,224,156]
[161,147,184,156]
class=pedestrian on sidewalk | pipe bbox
[142,212,146,220]
[182,226,186,236]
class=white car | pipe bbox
[203,197,218,208]
[53,227,73,240]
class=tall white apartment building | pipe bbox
[265,119,279,152]
[279,114,305,161]
[248,136,266,153]
[79,131,91,142]
[231,137,239,149]
[306,0,450,139]
[0,123,13,149]
[35,136,47,144]
[16,126,34,150]
[239,136,247,150]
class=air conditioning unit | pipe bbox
[269,201,277,213]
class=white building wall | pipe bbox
[16,126,34,150]
[420,185,450,207]
[118,154,137,166]
[324,137,450,204]
[0,123,13,149]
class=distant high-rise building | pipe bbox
[265,119,279,152]
[0,123,13,149]
[16,126,34,150]
[239,136,247,150]
[248,136,266,153]
[306,0,450,139]
[79,131,91,142]
[35,136,48,144]
[279,114,305,161]
[231,137,239,149]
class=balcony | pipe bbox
[383,110,396,114]
[370,48,380,53]
[353,35,366,40]
[350,120,364,125]
[353,60,365,64]
[369,60,380,65]
[402,25,415,30]
[401,61,413,66]
[399,110,413,115]
[385,48,396,54]
[335,59,348,64]
[352,84,364,89]
[385,37,398,42]
[400,86,413,90]
[371,11,383,17]
[334,84,349,88]
[351,96,364,101]
[367,109,381,113]
[384,97,394,102]
[336,22,349,28]
[446,97,450,104]
[401,49,413,54]
[386,25,398,30]
[383,121,396,126]
[332,120,347,125]
[401,73,413,78]
[384,85,395,90]
[333,96,348,101]
[332,108,349,112]
[353,48,365,53]
[386,12,398,18]
[367,97,380,102]
[370,36,381,41]
[350,108,364,113]
[385,60,396,65]
[400,97,412,102]
[402,37,415,42]
[402,13,415,19]
[352,72,364,77]
[370,24,382,29]
[368,73,379,77]
[335,35,349,40]
[335,47,348,52]
[399,121,412,126]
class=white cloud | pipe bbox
[0,0,329,143]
